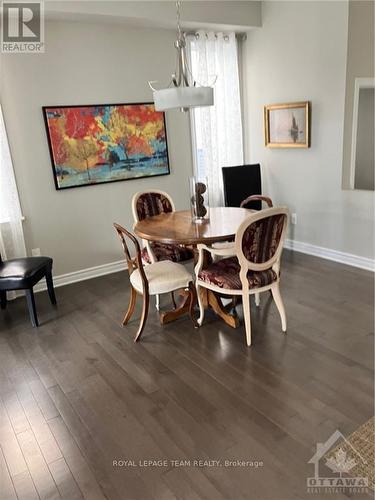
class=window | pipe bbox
[0,104,26,258]
[188,31,244,206]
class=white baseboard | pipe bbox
[284,239,375,272]
[34,259,126,293]
[33,240,373,295]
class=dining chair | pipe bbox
[222,164,263,210]
[240,195,273,209]
[114,223,197,342]
[132,190,194,265]
[213,196,273,253]
[195,207,288,346]
[214,195,273,253]
[240,195,275,304]
[132,190,194,311]
[0,253,57,327]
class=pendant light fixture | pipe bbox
[149,1,214,112]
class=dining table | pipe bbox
[134,206,253,328]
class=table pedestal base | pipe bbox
[158,288,238,329]
[199,288,240,329]
[159,289,191,325]
[159,284,198,328]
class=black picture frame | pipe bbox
[42,102,170,190]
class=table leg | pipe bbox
[158,245,239,328]
[159,289,191,325]
[199,288,240,329]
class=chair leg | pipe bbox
[171,291,177,310]
[242,292,252,347]
[122,285,137,326]
[255,292,260,307]
[188,282,198,328]
[231,295,238,314]
[155,294,160,311]
[45,269,57,305]
[0,291,7,310]
[25,288,39,327]
[134,290,149,342]
[271,283,287,332]
[196,284,205,326]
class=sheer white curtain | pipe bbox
[188,31,244,206]
[0,103,26,260]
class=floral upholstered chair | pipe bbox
[195,207,288,346]
[132,190,194,265]
[214,194,274,308]
[132,190,194,310]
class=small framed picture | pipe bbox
[264,101,310,148]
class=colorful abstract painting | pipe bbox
[43,103,170,189]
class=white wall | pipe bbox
[0,21,194,275]
[242,1,374,260]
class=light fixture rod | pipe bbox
[149,0,214,112]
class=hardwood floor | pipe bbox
[0,250,373,500]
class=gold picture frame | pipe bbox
[264,101,310,148]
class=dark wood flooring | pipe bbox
[0,251,373,500]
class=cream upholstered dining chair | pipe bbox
[195,207,289,346]
[114,223,197,342]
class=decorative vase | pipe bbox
[189,176,209,223]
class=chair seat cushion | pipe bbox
[198,257,277,290]
[130,261,192,295]
[141,242,193,264]
[0,257,52,290]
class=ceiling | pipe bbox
[44,1,262,32]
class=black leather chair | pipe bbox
[0,255,56,327]
[222,164,262,210]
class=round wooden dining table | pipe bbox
[134,207,253,328]
[134,207,252,246]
